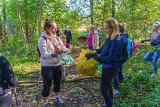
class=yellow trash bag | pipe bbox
[76,49,98,76]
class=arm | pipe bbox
[57,36,71,53]
[38,37,55,58]
[2,55,18,87]
[95,39,121,64]
[141,39,151,43]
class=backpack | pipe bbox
[126,38,134,58]
[119,36,128,64]
[37,36,47,57]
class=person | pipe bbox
[87,24,95,50]
[63,26,72,48]
[141,21,160,77]
[112,23,128,96]
[95,23,103,46]
[92,30,99,49]
[0,53,19,107]
[38,19,71,107]
[85,18,123,107]
[56,27,61,37]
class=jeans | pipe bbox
[101,64,119,107]
[88,46,93,50]
[0,94,12,107]
[143,51,160,73]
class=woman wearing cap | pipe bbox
[141,21,160,77]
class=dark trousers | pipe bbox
[118,65,123,82]
[41,65,62,97]
[0,94,12,107]
[101,64,119,107]
[66,37,71,48]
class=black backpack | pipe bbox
[119,36,128,64]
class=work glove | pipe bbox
[85,53,97,60]
[51,53,58,57]
[141,40,144,43]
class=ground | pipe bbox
[13,46,106,107]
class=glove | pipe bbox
[51,53,58,57]
[141,40,144,43]
[85,53,96,60]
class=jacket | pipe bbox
[38,32,70,66]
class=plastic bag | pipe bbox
[76,49,97,76]
[58,53,75,65]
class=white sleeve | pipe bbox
[38,37,52,58]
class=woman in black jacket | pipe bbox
[0,54,19,107]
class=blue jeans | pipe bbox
[143,51,160,73]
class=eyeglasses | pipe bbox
[90,28,94,29]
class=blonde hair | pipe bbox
[104,18,119,39]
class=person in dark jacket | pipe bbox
[85,18,122,107]
[0,54,19,107]
[112,23,129,96]
[63,26,72,48]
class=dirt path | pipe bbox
[14,46,105,107]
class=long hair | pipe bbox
[104,18,119,40]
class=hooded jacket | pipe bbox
[38,32,70,66]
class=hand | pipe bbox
[85,53,96,60]
[51,53,58,57]
[56,49,62,54]
[141,40,144,43]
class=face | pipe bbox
[152,27,159,32]
[46,23,57,35]
[90,26,94,33]
[104,23,112,36]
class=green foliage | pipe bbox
[114,45,160,107]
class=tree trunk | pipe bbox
[24,0,29,42]
[90,0,93,24]
[38,0,43,38]
[2,7,6,37]
[112,0,115,18]
[0,19,2,36]
[16,0,28,54]
[1,4,7,48]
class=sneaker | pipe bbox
[55,97,64,106]
[151,73,156,77]
[113,89,119,96]
[43,102,50,107]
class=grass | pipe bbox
[0,35,159,106]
